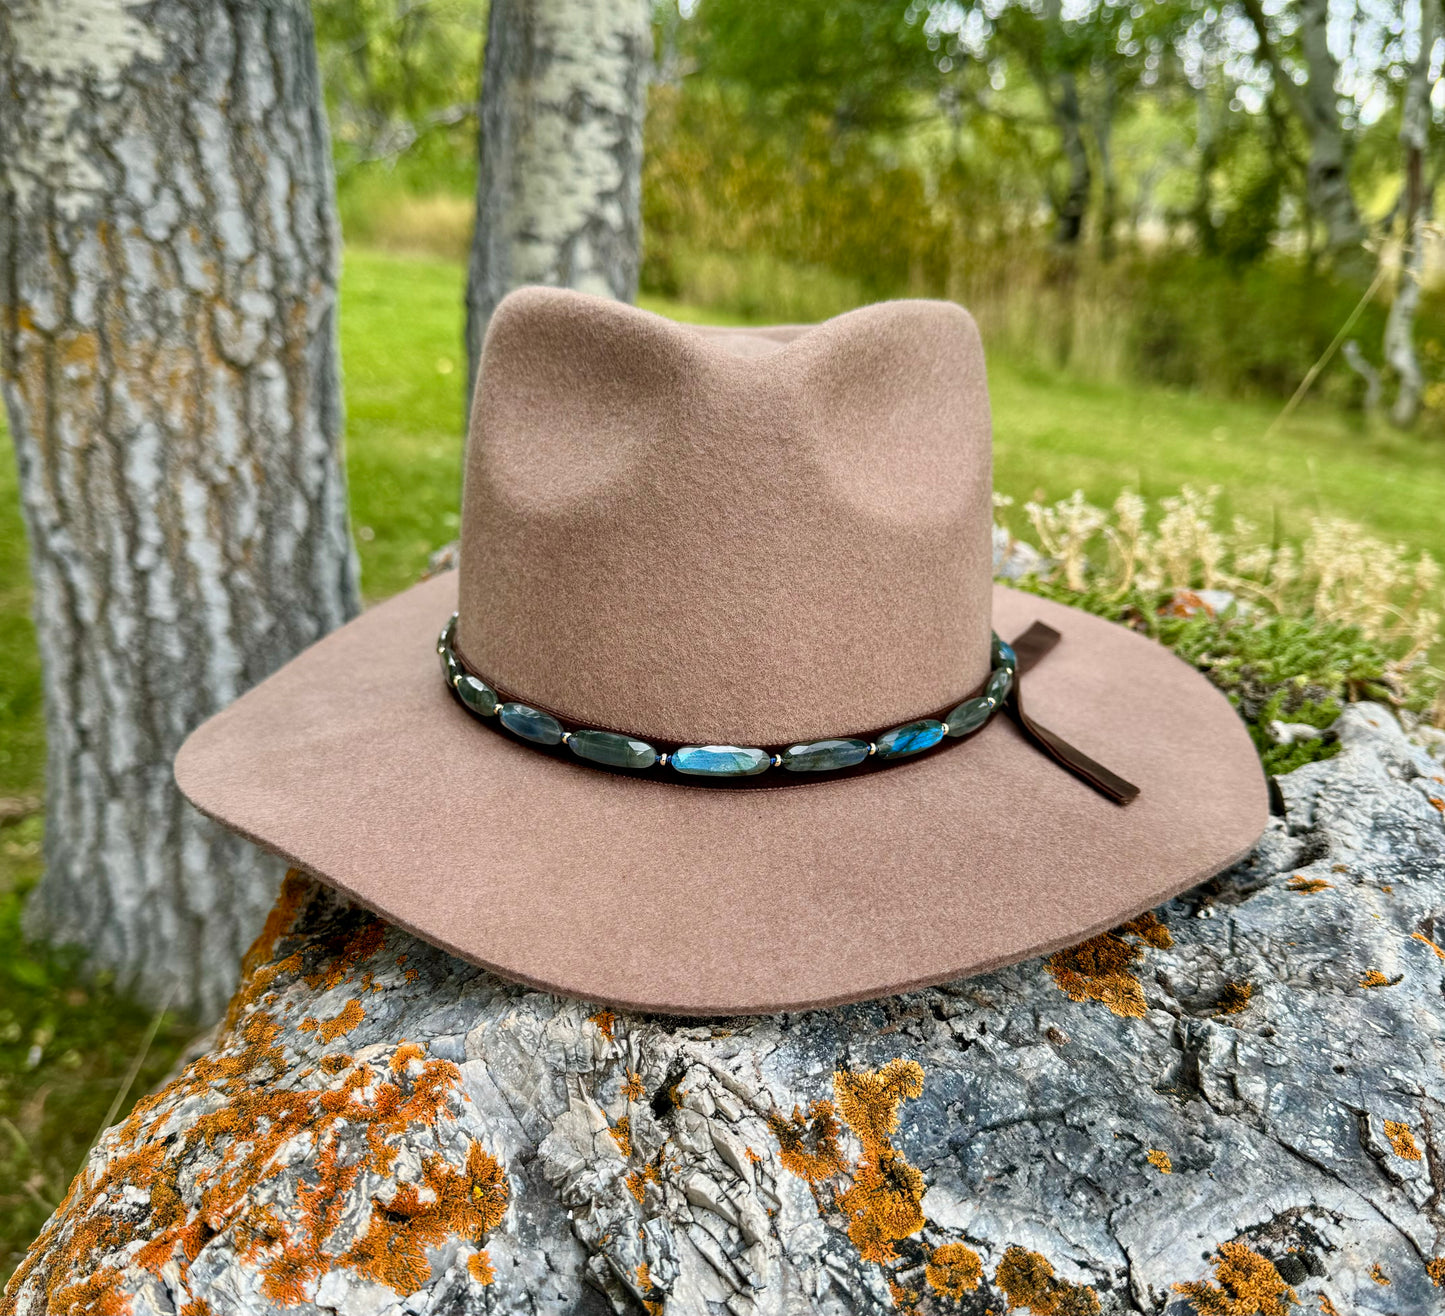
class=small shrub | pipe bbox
[1000,488,1442,773]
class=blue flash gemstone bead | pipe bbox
[455,673,499,716]
[986,667,1014,704]
[568,729,658,770]
[944,696,993,738]
[672,744,771,777]
[992,634,1017,673]
[874,719,945,760]
[780,738,871,772]
[499,703,564,745]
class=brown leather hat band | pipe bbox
[1008,621,1141,805]
[442,615,1137,804]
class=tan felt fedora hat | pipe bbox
[175,288,1268,1016]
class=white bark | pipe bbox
[0,0,361,1019]
[1384,0,1437,429]
[1242,0,1365,262]
[464,0,651,398]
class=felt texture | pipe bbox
[174,289,1267,1014]
[456,289,995,744]
[175,572,1267,1016]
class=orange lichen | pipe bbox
[767,1099,846,1185]
[1428,1256,1445,1286]
[889,1279,920,1308]
[1286,875,1332,893]
[1370,1263,1390,1285]
[304,919,387,993]
[1121,911,1174,949]
[1360,970,1390,988]
[1,882,508,1315]
[609,1115,633,1157]
[994,1245,1101,1315]
[1411,932,1445,960]
[925,1242,983,1299]
[1045,916,1174,1018]
[622,1070,646,1102]
[1317,1295,1339,1315]
[341,1143,508,1295]
[1383,1119,1421,1160]
[589,1010,616,1039]
[1147,1149,1172,1174]
[1428,796,1444,812]
[466,1250,495,1285]
[625,1163,661,1204]
[766,1060,928,1268]
[1172,1242,1296,1316]
[1217,981,1253,1015]
[304,998,366,1042]
[832,1061,928,1265]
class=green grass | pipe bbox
[1,246,1443,1280]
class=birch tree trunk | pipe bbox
[464,0,651,400]
[1384,0,1437,429]
[0,0,361,1020]
[1241,0,1365,264]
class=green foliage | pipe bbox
[314,0,486,182]
[0,815,194,1284]
[1013,576,1433,773]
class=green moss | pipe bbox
[1014,577,1433,774]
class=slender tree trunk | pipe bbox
[1192,81,1220,254]
[1093,68,1118,262]
[464,0,651,402]
[1050,72,1091,248]
[1241,0,1364,264]
[1384,0,1436,429]
[0,0,361,1020]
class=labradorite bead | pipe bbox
[569,729,658,770]
[455,673,499,716]
[499,703,564,745]
[992,634,1017,672]
[672,744,770,776]
[875,719,945,759]
[986,667,1013,703]
[440,647,462,687]
[945,696,993,738]
[780,738,871,772]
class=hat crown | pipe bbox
[456,287,995,744]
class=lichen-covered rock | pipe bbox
[6,704,1445,1315]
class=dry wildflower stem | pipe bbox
[1011,484,1442,680]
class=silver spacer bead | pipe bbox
[770,753,783,768]
[939,723,950,736]
[560,731,571,744]
[866,742,876,756]
[658,752,670,767]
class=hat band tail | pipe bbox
[1008,621,1141,806]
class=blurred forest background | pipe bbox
[7,0,1445,1282]
[333,0,1445,418]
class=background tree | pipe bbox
[465,0,653,398]
[1240,0,1368,265]
[0,0,360,1019]
[1383,0,1438,426]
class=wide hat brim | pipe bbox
[175,570,1268,1015]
